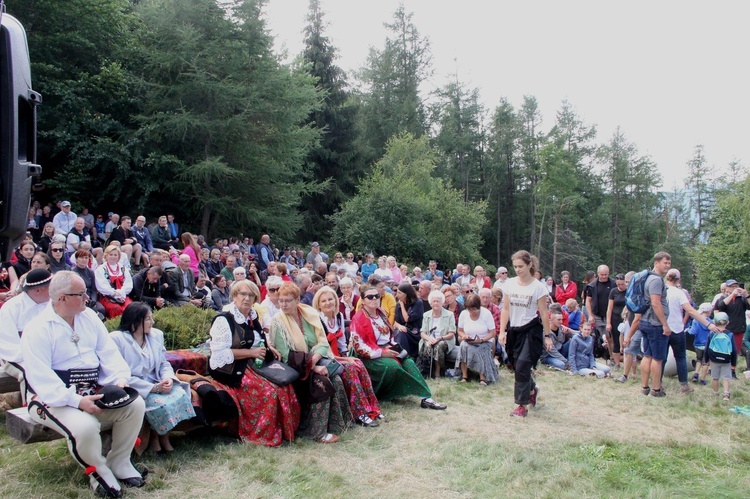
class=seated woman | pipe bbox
[417,290,457,378]
[260,275,283,321]
[9,241,36,288]
[350,286,447,410]
[456,293,498,385]
[47,239,71,273]
[37,222,56,254]
[313,286,381,427]
[211,275,231,311]
[71,249,107,318]
[270,282,351,443]
[338,277,359,321]
[95,245,133,318]
[208,280,300,446]
[393,282,424,358]
[568,322,611,378]
[206,248,224,279]
[111,303,195,454]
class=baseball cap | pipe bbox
[713,311,729,325]
[61,201,71,207]
[725,279,739,287]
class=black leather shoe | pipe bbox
[420,398,447,410]
[95,485,123,498]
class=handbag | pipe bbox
[317,358,344,377]
[251,360,299,386]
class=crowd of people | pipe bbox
[2,202,750,497]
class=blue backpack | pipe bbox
[625,269,656,314]
[707,332,733,363]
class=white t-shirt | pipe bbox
[458,307,495,340]
[503,277,548,327]
[342,262,359,277]
[666,285,688,333]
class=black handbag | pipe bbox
[251,360,299,386]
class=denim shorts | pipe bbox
[640,323,669,360]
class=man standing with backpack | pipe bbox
[638,252,672,398]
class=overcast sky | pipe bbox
[264,0,749,187]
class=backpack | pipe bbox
[625,269,656,314]
[707,332,733,363]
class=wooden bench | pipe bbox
[0,372,20,394]
[5,407,114,444]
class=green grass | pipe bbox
[2,364,750,498]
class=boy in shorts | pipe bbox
[703,312,737,401]
[616,309,642,383]
[689,302,713,385]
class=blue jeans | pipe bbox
[662,331,688,384]
[541,355,566,371]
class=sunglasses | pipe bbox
[364,294,380,300]
[267,287,280,293]
[51,248,64,253]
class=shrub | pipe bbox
[104,306,216,350]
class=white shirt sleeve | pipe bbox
[209,315,235,370]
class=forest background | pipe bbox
[10,0,750,302]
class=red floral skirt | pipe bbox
[215,369,300,447]
[340,359,381,419]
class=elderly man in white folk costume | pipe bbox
[21,271,146,498]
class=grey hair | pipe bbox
[48,271,78,301]
[266,276,283,288]
[428,290,445,305]
[339,277,353,288]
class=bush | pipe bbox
[104,306,217,350]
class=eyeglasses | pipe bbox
[278,298,297,305]
[364,294,380,300]
[268,287,280,293]
[237,291,253,299]
[64,292,87,298]
[464,290,474,294]
[51,248,64,253]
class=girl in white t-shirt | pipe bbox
[498,250,553,418]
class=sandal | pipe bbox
[460,377,468,383]
[479,380,488,386]
[723,392,731,402]
[316,433,339,444]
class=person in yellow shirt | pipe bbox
[356,276,396,324]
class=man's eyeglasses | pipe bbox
[64,292,87,298]
[364,294,380,300]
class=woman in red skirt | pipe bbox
[94,245,133,318]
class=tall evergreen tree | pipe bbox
[518,96,545,251]
[431,77,485,203]
[684,144,714,245]
[135,0,321,238]
[298,0,360,241]
[357,2,432,160]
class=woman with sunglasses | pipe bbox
[260,275,283,320]
[350,286,446,410]
[47,240,71,273]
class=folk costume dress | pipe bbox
[319,311,381,421]
[349,308,432,401]
[209,303,300,447]
[110,328,195,435]
[95,262,133,319]
[271,304,351,440]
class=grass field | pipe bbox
[2,360,750,498]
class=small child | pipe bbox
[689,302,713,385]
[568,322,611,378]
[564,298,581,330]
[703,312,737,401]
[616,308,640,382]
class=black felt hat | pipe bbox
[94,385,139,409]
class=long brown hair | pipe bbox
[511,250,539,277]
[181,232,201,258]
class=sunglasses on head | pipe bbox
[364,294,380,300]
